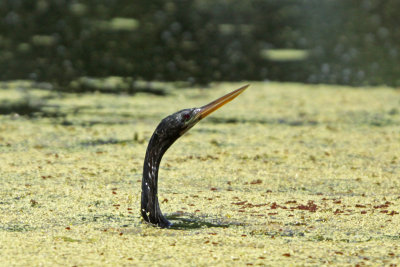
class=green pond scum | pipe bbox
[0,81,399,265]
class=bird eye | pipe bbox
[183,113,190,120]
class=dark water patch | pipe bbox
[61,119,132,126]
[70,85,167,96]
[166,214,231,230]
[341,111,399,127]
[195,128,220,134]
[208,116,319,126]
[388,108,399,116]
[68,78,168,96]
[0,101,65,118]
[58,112,155,126]
[80,138,133,147]
[369,119,396,127]
[78,213,136,225]
[0,101,42,116]
[208,117,243,124]
[250,228,305,238]
[382,235,400,241]
[0,224,35,232]
[133,87,168,96]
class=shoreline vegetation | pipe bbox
[0,81,399,265]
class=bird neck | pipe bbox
[141,131,179,227]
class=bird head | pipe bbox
[155,84,249,143]
[177,84,249,135]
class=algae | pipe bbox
[0,82,399,265]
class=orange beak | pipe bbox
[196,84,249,120]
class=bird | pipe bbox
[141,84,249,228]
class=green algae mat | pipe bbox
[1,81,399,266]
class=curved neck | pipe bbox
[141,131,178,228]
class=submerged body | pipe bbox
[141,85,249,227]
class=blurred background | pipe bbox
[1,0,399,90]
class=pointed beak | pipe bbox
[196,84,249,120]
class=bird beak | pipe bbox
[180,84,249,135]
[196,84,249,120]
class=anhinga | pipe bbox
[141,85,249,228]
